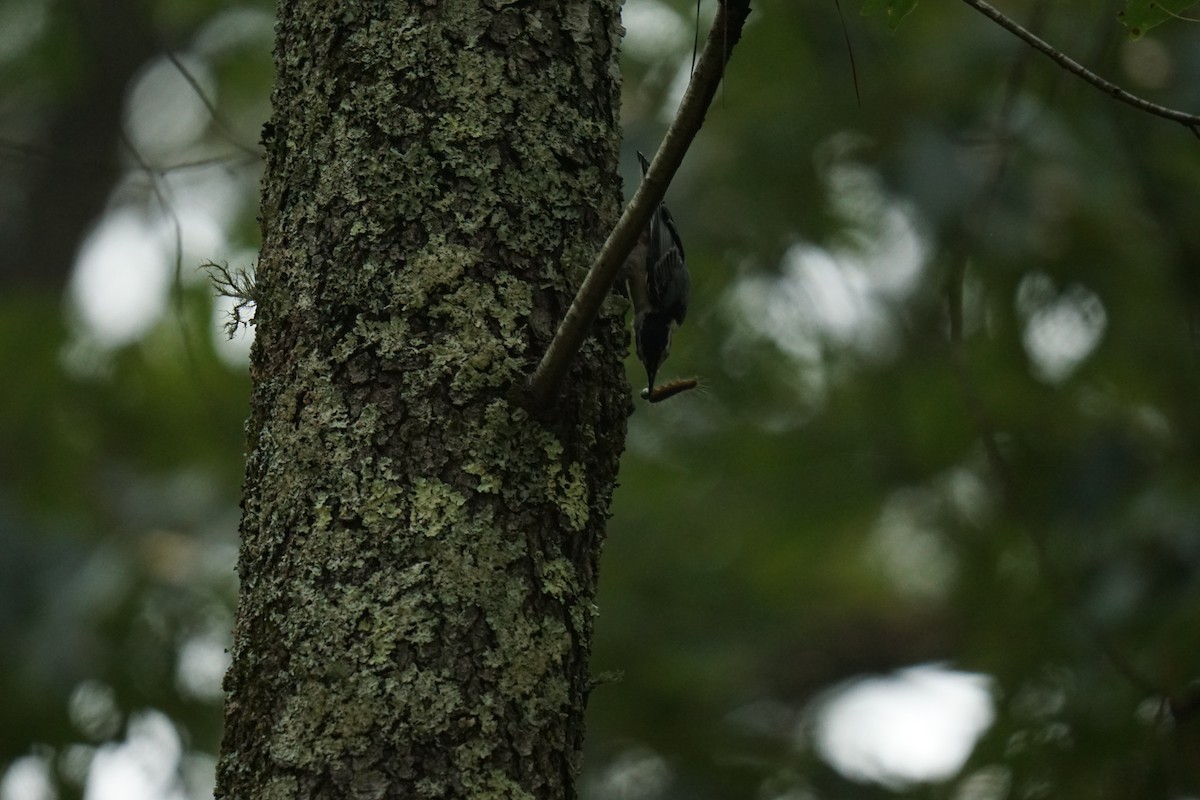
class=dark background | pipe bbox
[2,0,1199,797]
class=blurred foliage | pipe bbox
[2,0,1200,798]
[1118,0,1199,39]
[861,0,919,31]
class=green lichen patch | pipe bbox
[410,477,468,539]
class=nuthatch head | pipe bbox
[635,311,675,389]
[629,151,690,392]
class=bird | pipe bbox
[628,151,691,394]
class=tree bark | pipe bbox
[215,1,629,797]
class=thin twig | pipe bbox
[959,0,1200,137]
[119,130,186,304]
[945,4,1165,702]
[164,51,262,157]
[120,130,231,429]
[832,0,861,107]
[0,137,259,175]
[523,0,753,412]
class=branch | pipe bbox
[523,0,753,412]
[164,51,262,157]
[944,13,1167,704]
[959,0,1200,137]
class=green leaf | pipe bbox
[861,0,919,30]
[1118,0,1199,38]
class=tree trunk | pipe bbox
[215,1,629,797]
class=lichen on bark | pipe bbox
[216,1,630,798]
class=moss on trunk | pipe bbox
[216,1,629,797]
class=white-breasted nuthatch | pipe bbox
[628,151,691,393]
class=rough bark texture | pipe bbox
[215,1,629,798]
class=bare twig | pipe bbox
[524,0,753,412]
[832,0,861,107]
[959,0,1200,137]
[0,137,259,175]
[945,5,1166,703]
[164,51,262,157]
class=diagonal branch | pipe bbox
[945,6,1167,704]
[959,0,1200,137]
[164,51,263,158]
[523,0,753,412]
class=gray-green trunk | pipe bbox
[215,1,629,797]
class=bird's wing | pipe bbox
[648,207,689,324]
